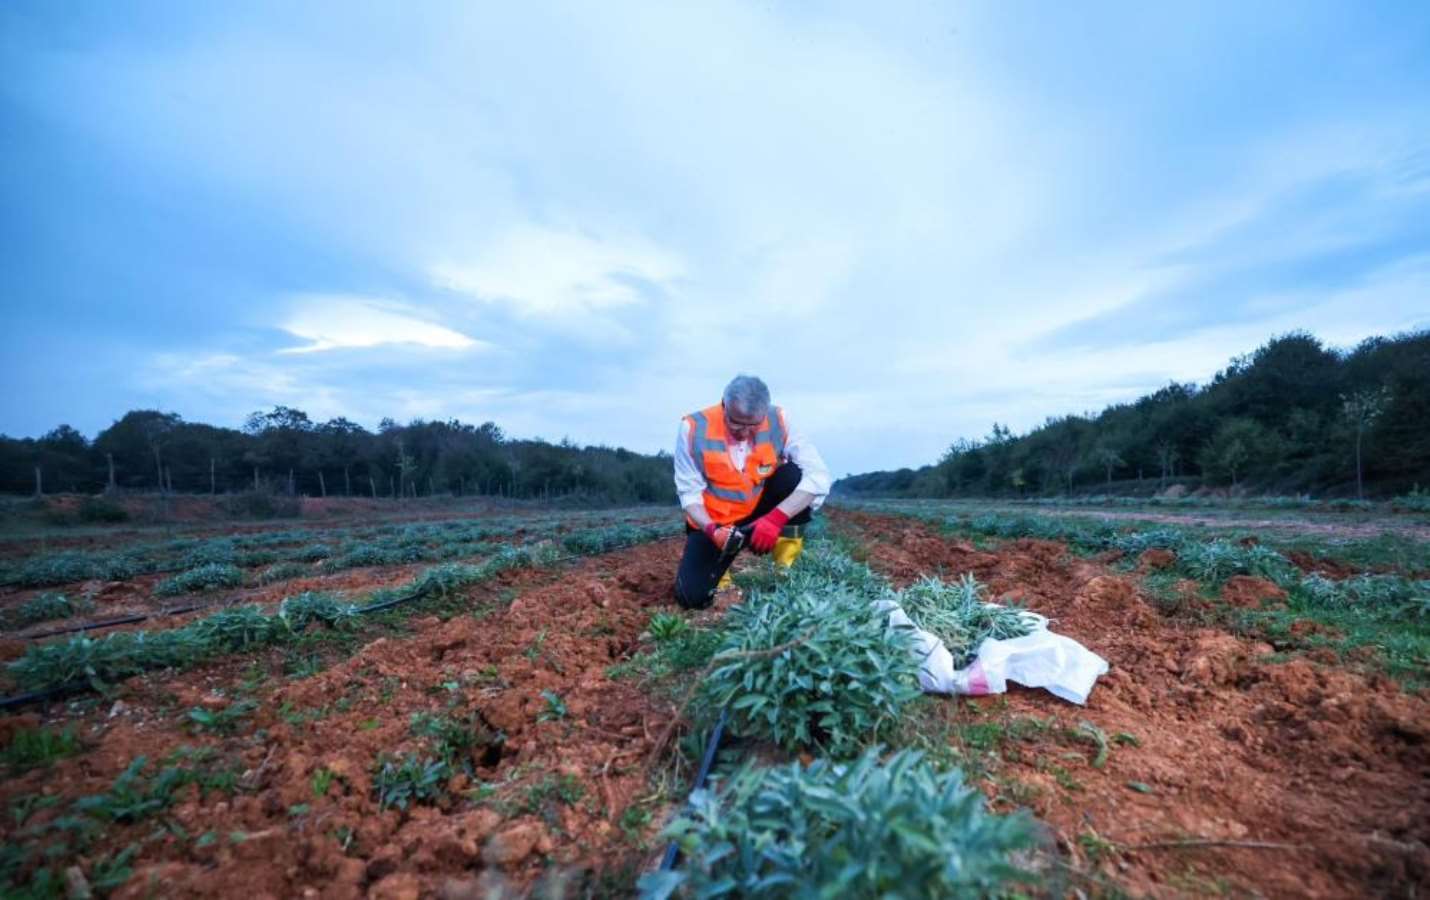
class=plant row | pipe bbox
[0,507,667,589]
[647,540,1037,898]
[871,505,1429,622]
[6,520,680,694]
[990,493,1419,513]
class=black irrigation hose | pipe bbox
[0,682,84,711]
[0,688,68,711]
[0,534,681,712]
[25,605,207,639]
[658,706,730,874]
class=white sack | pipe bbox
[880,598,1108,705]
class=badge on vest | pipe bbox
[756,464,774,476]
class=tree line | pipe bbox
[0,406,676,505]
[837,329,1430,499]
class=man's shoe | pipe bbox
[771,536,804,568]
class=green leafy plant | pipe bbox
[89,843,139,892]
[74,756,187,823]
[646,612,690,642]
[191,605,274,649]
[312,767,336,798]
[639,748,1035,899]
[7,552,97,588]
[8,592,94,627]
[620,805,653,842]
[705,580,919,757]
[2,725,82,773]
[1288,571,1430,621]
[523,773,585,816]
[179,540,238,569]
[276,592,359,632]
[1177,540,1246,584]
[561,523,673,554]
[186,699,257,735]
[408,709,504,769]
[538,690,568,722]
[257,561,310,585]
[291,543,334,562]
[1110,527,1187,555]
[609,626,723,682]
[409,563,485,597]
[154,563,244,597]
[372,753,451,810]
[1392,486,1430,514]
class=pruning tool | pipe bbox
[717,524,755,568]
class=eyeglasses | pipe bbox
[724,409,764,433]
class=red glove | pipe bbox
[703,522,736,551]
[750,509,789,554]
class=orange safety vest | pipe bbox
[684,402,789,527]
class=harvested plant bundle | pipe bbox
[641,747,1034,900]
[897,574,1035,668]
[704,584,919,757]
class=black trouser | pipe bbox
[673,462,813,610]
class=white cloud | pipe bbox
[431,226,684,317]
[8,3,1428,474]
[277,296,485,354]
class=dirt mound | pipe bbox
[1074,575,1152,620]
[1136,547,1177,571]
[1284,550,1365,579]
[840,510,1430,898]
[1221,575,1288,608]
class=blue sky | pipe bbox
[3,2,1428,477]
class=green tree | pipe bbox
[244,406,314,494]
[1201,418,1271,487]
[1342,387,1390,500]
[1092,441,1125,486]
[94,410,183,492]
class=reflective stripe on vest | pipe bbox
[684,403,787,525]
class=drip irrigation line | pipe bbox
[0,532,680,712]
[0,683,83,711]
[25,605,207,639]
[659,707,729,873]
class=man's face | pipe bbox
[724,406,764,442]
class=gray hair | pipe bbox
[723,375,770,419]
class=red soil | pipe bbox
[840,510,1429,899]
[1136,548,1178,572]
[7,507,1427,898]
[1,540,686,898]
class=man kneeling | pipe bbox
[672,375,831,610]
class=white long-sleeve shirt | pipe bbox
[674,409,831,512]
